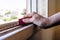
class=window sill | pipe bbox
[0,24,34,40]
[0,21,18,31]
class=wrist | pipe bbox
[40,18,50,29]
[32,17,50,27]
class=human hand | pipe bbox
[23,12,49,26]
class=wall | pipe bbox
[54,0,60,40]
[55,0,60,13]
[48,0,56,16]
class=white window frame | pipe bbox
[27,0,48,17]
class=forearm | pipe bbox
[47,12,60,26]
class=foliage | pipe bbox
[0,15,3,17]
[4,18,11,22]
[21,12,26,15]
[1,9,26,22]
[5,11,11,15]
[4,16,17,22]
[21,9,26,15]
[10,16,17,20]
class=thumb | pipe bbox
[23,18,32,23]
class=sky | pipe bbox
[0,0,26,12]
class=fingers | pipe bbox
[22,15,35,23]
[25,12,37,17]
[23,12,40,23]
[23,18,32,23]
[23,12,44,24]
[22,12,37,23]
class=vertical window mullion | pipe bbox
[30,0,32,12]
[31,0,39,13]
[27,0,31,13]
[32,0,36,12]
[36,0,38,13]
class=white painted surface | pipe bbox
[38,0,48,17]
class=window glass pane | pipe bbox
[29,0,48,17]
[38,0,48,17]
[32,0,36,12]
[0,0,26,24]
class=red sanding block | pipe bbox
[18,17,32,25]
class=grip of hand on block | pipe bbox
[18,17,32,25]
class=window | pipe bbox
[0,0,48,35]
[0,0,26,24]
[27,0,48,17]
[38,0,48,17]
[0,0,48,24]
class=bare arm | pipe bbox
[45,12,60,28]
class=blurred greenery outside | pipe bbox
[0,9,26,22]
